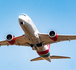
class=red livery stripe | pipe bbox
[47,44,50,49]
[37,49,49,55]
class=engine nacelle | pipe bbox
[6,34,15,45]
[49,31,58,41]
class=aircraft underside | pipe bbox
[0,13,76,62]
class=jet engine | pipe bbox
[49,31,58,41]
[6,34,15,45]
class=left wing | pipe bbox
[39,34,76,45]
[0,35,31,46]
[0,40,9,46]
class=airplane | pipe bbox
[0,14,76,62]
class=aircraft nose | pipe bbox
[18,15,23,21]
[18,14,26,21]
[18,15,24,25]
[18,14,28,25]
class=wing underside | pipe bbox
[39,34,76,45]
[0,33,76,46]
[0,35,31,46]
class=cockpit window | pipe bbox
[21,14,26,16]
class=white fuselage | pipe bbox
[19,14,44,51]
[19,14,39,43]
[18,14,50,61]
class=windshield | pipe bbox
[20,14,26,16]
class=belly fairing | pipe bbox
[37,45,50,57]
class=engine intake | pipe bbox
[49,31,58,41]
[6,34,15,45]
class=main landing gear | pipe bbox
[27,43,43,50]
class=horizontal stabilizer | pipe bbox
[30,55,70,62]
[50,55,70,59]
[30,57,44,61]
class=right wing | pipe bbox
[0,35,31,46]
[39,34,76,45]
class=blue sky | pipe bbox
[0,0,76,70]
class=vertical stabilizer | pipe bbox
[44,56,51,62]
